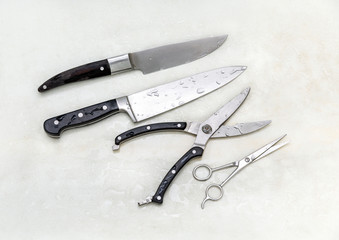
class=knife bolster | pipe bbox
[116,97,137,122]
[107,54,133,75]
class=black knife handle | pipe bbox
[114,122,187,148]
[152,146,204,204]
[38,59,111,92]
[44,99,120,137]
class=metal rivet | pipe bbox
[171,170,176,174]
[100,66,104,71]
[54,120,59,125]
[102,105,107,110]
[42,85,47,90]
[156,196,161,200]
[245,157,250,162]
[177,123,181,128]
[202,124,212,134]
[192,150,197,154]
[146,126,151,130]
[117,136,122,140]
[78,113,83,118]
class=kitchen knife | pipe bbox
[44,66,246,137]
[38,35,227,92]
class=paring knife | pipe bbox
[38,35,227,92]
[44,66,247,137]
[113,120,271,150]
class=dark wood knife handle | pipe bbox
[151,146,204,204]
[44,99,119,137]
[114,122,187,148]
[38,59,111,92]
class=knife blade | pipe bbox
[43,66,246,137]
[38,35,227,92]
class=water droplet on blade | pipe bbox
[197,88,205,94]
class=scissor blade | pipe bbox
[212,120,271,138]
[193,87,250,147]
[249,134,287,161]
[254,142,288,162]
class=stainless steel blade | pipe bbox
[129,35,227,74]
[212,120,271,138]
[193,87,250,147]
[184,120,271,137]
[127,66,246,122]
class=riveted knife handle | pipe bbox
[38,54,133,92]
[38,59,111,92]
[152,146,204,204]
[114,122,187,149]
[44,99,120,137]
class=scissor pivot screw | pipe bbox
[202,124,212,134]
[245,157,250,162]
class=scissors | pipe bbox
[135,87,269,206]
[193,134,288,209]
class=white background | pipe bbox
[0,0,338,239]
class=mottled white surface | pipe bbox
[0,0,338,239]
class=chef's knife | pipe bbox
[38,35,227,92]
[44,66,246,137]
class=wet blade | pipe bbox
[212,120,271,138]
[193,87,250,147]
[128,66,246,122]
[130,35,227,74]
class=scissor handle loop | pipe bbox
[193,164,213,181]
[205,184,224,201]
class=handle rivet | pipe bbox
[156,196,161,201]
[100,66,104,71]
[192,150,197,154]
[177,123,181,127]
[117,136,122,140]
[245,157,250,162]
[78,113,83,118]
[171,170,176,174]
[202,124,212,134]
[54,120,59,125]
[146,126,151,130]
[42,85,47,90]
[102,105,107,110]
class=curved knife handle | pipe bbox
[113,122,187,150]
[151,146,204,204]
[44,99,120,137]
[38,59,111,92]
[38,54,133,92]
